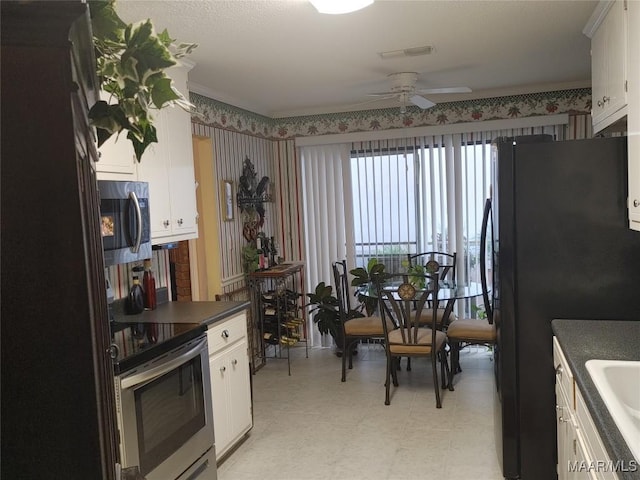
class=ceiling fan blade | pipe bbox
[410,94,436,109]
[416,86,472,94]
[365,92,396,97]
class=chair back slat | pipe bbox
[332,260,351,320]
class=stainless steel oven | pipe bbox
[114,333,216,480]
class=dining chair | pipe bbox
[332,260,393,382]
[373,271,452,407]
[407,251,457,285]
[446,314,496,375]
[406,251,458,329]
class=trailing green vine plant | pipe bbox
[88,0,197,161]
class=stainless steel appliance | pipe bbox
[114,331,217,480]
[98,180,152,266]
[480,135,640,479]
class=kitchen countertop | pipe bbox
[552,319,640,479]
[112,300,250,374]
[113,299,250,326]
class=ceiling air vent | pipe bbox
[378,45,434,59]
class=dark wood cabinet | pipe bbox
[1,2,118,478]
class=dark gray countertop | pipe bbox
[552,319,640,479]
[112,300,251,373]
[114,300,250,327]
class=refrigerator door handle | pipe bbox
[480,198,493,323]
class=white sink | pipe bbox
[585,359,640,461]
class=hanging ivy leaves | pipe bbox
[88,0,197,161]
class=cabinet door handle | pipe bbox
[221,329,230,339]
[163,220,170,228]
[232,359,238,366]
[555,364,563,380]
[220,366,226,373]
[177,218,184,226]
[634,199,639,208]
[556,405,568,423]
[603,95,609,104]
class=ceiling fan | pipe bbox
[365,72,471,112]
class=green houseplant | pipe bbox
[305,281,365,356]
[88,0,196,161]
[306,282,341,341]
[349,258,388,316]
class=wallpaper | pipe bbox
[190,88,591,139]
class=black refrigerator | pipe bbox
[481,135,640,480]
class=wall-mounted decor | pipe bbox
[237,156,270,231]
[221,180,234,221]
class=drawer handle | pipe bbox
[221,329,230,339]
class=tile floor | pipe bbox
[217,343,503,480]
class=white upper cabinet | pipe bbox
[95,91,137,180]
[628,0,640,230]
[584,0,628,134]
[136,61,199,244]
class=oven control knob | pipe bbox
[222,329,230,339]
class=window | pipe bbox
[350,139,491,287]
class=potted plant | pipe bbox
[306,282,341,343]
[305,282,366,356]
[349,258,388,316]
[87,0,197,161]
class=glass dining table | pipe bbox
[356,281,485,329]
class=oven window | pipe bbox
[134,356,206,476]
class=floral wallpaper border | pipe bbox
[190,88,591,140]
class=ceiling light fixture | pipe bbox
[310,0,374,14]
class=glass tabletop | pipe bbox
[358,281,485,301]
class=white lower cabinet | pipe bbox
[627,0,640,229]
[554,337,616,480]
[207,312,253,462]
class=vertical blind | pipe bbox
[301,122,567,343]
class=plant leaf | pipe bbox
[150,77,181,109]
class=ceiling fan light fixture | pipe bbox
[310,0,374,14]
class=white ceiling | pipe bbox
[115,0,599,118]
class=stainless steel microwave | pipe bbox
[98,180,152,266]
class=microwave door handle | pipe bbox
[120,337,207,390]
[128,190,142,253]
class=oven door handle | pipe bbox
[120,337,207,390]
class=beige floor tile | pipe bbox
[217,345,503,480]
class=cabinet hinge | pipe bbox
[573,438,577,455]
[625,80,628,92]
